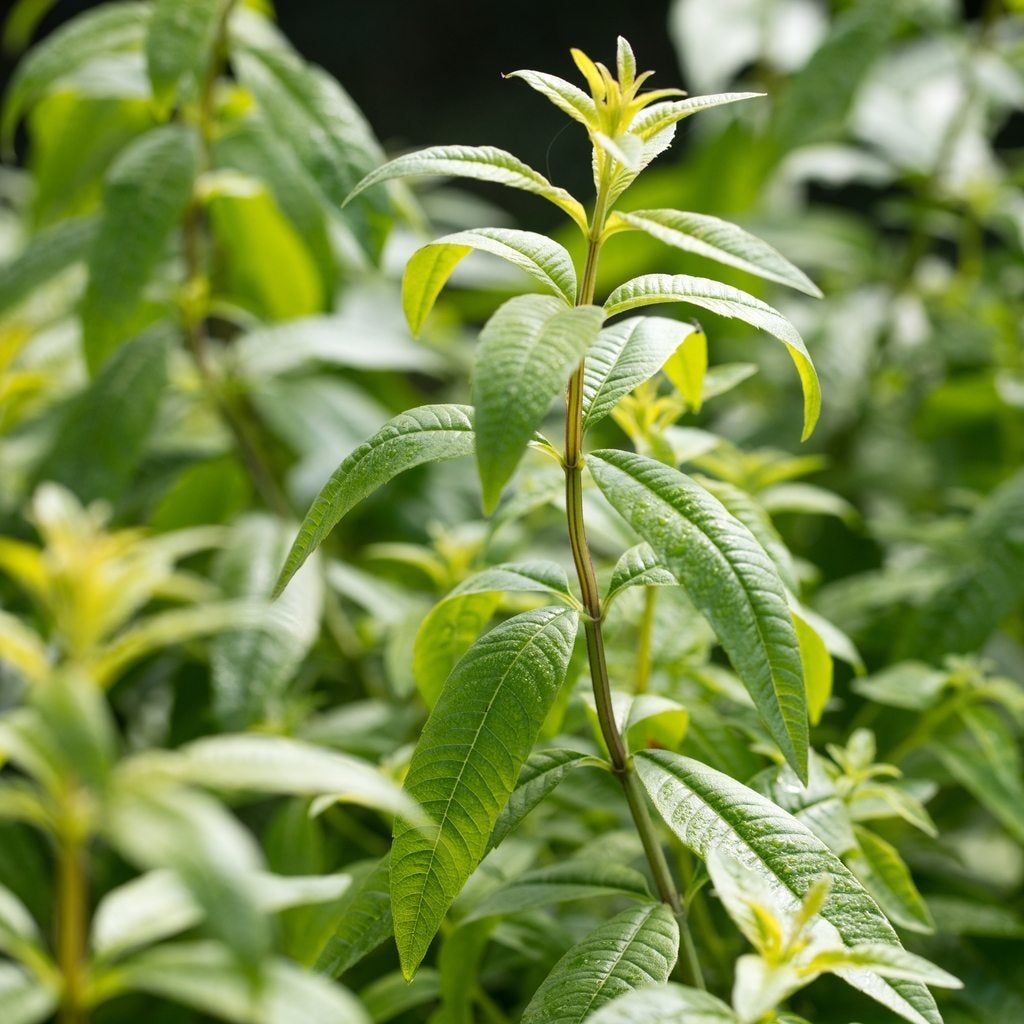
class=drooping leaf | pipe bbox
[581,316,699,431]
[146,0,225,113]
[1,2,149,150]
[344,145,588,232]
[609,209,822,297]
[635,751,943,1024]
[210,514,324,729]
[34,326,170,503]
[520,904,679,1024]
[0,215,97,317]
[603,274,820,440]
[505,69,597,127]
[80,123,199,371]
[464,861,652,922]
[275,405,475,594]
[589,449,808,779]
[489,748,600,850]
[474,295,603,512]
[847,826,934,935]
[391,605,579,978]
[403,228,577,335]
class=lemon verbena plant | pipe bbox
[275,39,959,1024]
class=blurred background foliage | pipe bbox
[0,1,1022,1023]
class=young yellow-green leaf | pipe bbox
[403,228,577,335]
[589,450,808,779]
[146,0,225,114]
[463,861,652,922]
[635,751,943,1024]
[582,317,699,431]
[584,984,739,1024]
[345,145,588,232]
[275,405,475,594]
[1,2,149,151]
[489,748,600,851]
[0,610,48,685]
[604,274,820,440]
[520,904,679,1024]
[505,69,598,128]
[604,544,677,605]
[631,92,764,140]
[847,826,934,935]
[0,215,97,316]
[792,609,833,726]
[474,296,603,513]
[662,328,707,411]
[81,124,199,372]
[391,605,579,979]
[610,210,822,297]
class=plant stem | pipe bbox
[56,812,87,1024]
[563,166,704,990]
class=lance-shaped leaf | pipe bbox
[146,0,225,113]
[585,984,740,1024]
[391,605,579,979]
[403,228,577,335]
[847,826,934,935]
[605,544,677,605]
[634,750,944,1024]
[314,857,393,978]
[0,215,97,316]
[505,70,597,127]
[609,210,822,297]
[1,2,149,150]
[464,861,651,922]
[474,296,603,513]
[345,145,588,231]
[582,317,700,431]
[631,92,764,140]
[489,748,600,850]
[414,561,575,706]
[81,124,200,371]
[589,450,808,779]
[604,274,820,440]
[520,904,679,1024]
[275,405,475,594]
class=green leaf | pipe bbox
[34,326,170,503]
[933,705,1024,844]
[847,826,934,935]
[403,228,577,335]
[0,879,42,961]
[520,904,679,1024]
[474,296,603,512]
[634,751,943,1024]
[603,274,820,440]
[581,317,700,431]
[464,861,652,922]
[0,215,97,317]
[584,984,739,1024]
[0,962,57,1024]
[589,450,808,779]
[81,123,199,371]
[1,2,149,151]
[275,405,475,594]
[0,610,48,685]
[135,734,419,822]
[345,145,588,232]
[609,210,822,297]
[792,609,833,727]
[414,561,574,706]
[361,968,441,1024]
[505,70,597,128]
[392,606,579,978]
[662,329,707,412]
[314,856,393,978]
[210,514,324,729]
[146,0,225,113]
[630,92,764,139]
[489,748,600,851]
[118,941,368,1024]
[232,43,388,253]
[605,544,677,605]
